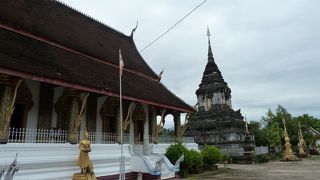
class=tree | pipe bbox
[294,114,320,146]
[248,121,268,146]
[262,105,320,151]
[266,123,284,152]
[262,105,299,147]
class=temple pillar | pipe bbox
[0,74,17,144]
[174,112,181,138]
[66,89,81,144]
[143,105,150,155]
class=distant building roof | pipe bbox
[0,0,193,112]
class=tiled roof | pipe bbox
[0,0,193,112]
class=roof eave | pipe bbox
[0,66,194,113]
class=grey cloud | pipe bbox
[61,0,320,123]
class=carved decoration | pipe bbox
[123,102,136,132]
[177,113,190,141]
[152,109,166,144]
[74,93,89,130]
[0,78,22,143]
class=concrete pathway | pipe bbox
[185,156,320,180]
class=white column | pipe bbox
[96,96,106,142]
[143,104,150,155]
[25,79,40,129]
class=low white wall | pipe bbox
[0,143,198,180]
[255,146,269,155]
[0,143,131,180]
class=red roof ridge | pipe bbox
[0,23,160,82]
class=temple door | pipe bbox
[132,104,145,144]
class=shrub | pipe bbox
[185,149,203,174]
[165,142,188,164]
[165,143,188,177]
[201,145,223,166]
[165,143,203,176]
[255,154,270,163]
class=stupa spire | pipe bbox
[282,118,298,161]
[207,26,213,61]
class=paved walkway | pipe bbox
[185,156,320,180]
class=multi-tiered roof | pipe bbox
[0,0,193,112]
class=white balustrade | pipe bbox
[8,127,130,144]
[7,127,193,144]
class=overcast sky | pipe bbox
[60,0,320,127]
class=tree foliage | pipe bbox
[248,121,268,146]
[260,105,320,149]
[266,123,284,148]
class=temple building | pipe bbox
[187,29,252,156]
[0,1,197,179]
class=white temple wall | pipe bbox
[24,79,40,129]
[51,86,64,128]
